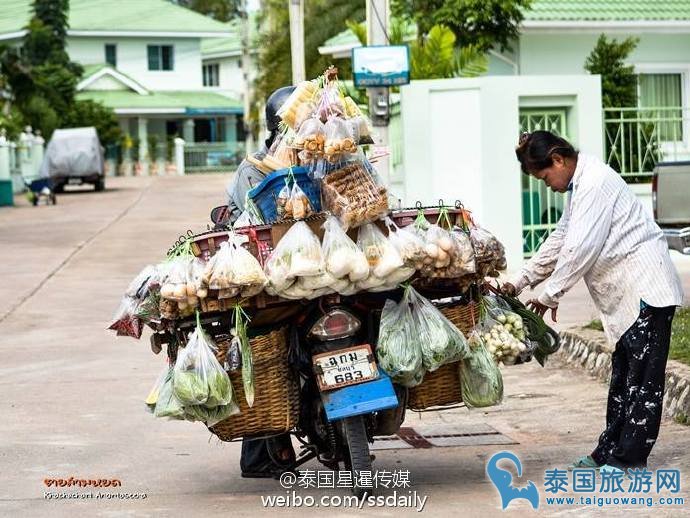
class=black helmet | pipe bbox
[265,86,295,133]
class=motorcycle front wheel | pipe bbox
[342,415,372,499]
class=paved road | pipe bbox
[1,176,688,517]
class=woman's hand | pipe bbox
[526,299,558,322]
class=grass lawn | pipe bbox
[584,306,690,366]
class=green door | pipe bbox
[519,109,569,257]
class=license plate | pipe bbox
[68,178,82,185]
[313,344,378,391]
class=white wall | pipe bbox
[398,75,603,272]
[202,54,255,101]
[67,37,203,90]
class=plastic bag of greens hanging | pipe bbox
[233,305,255,407]
[408,287,470,371]
[479,296,529,366]
[376,295,424,387]
[185,402,239,427]
[146,365,171,413]
[172,315,238,411]
[154,367,186,419]
[460,330,504,408]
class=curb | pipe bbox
[558,328,690,423]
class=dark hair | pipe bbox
[515,130,577,174]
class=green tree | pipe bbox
[392,0,531,52]
[173,0,240,22]
[584,34,638,108]
[254,0,365,111]
[63,99,120,146]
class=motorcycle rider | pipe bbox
[225,86,298,478]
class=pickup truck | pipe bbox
[653,161,690,255]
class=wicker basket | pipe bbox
[209,327,300,441]
[407,302,479,411]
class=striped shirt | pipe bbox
[513,153,684,344]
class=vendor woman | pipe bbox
[503,131,684,473]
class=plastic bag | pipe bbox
[108,296,144,338]
[233,209,260,230]
[316,81,345,121]
[289,182,314,220]
[321,161,389,230]
[264,221,324,294]
[126,264,157,299]
[480,296,528,366]
[263,128,298,171]
[160,256,193,301]
[357,223,404,279]
[417,222,476,279]
[408,288,470,371]
[203,241,234,290]
[385,218,426,267]
[324,116,357,163]
[376,297,425,387]
[277,80,321,129]
[146,366,171,413]
[172,319,238,410]
[470,226,507,276]
[229,235,267,288]
[294,117,325,154]
[154,368,185,419]
[321,216,369,282]
[184,257,206,307]
[460,331,504,408]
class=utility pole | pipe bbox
[366,0,391,185]
[240,0,255,153]
[288,0,306,84]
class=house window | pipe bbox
[105,44,117,67]
[203,63,220,87]
[148,45,174,71]
[638,73,683,141]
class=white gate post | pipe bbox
[0,130,10,180]
[31,130,44,177]
[174,137,185,176]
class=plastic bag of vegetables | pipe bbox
[415,208,476,279]
[460,331,504,408]
[408,287,470,371]
[172,314,238,412]
[154,367,185,419]
[480,296,530,365]
[357,223,405,279]
[145,365,170,413]
[376,292,425,387]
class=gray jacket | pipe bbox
[225,147,268,224]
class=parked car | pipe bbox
[653,161,690,255]
[39,127,105,192]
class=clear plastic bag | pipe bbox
[321,161,389,230]
[408,287,470,371]
[184,257,206,307]
[289,182,314,220]
[264,221,324,294]
[460,330,504,408]
[385,218,426,267]
[376,296,425,387]
[262,128,298,171]
[172,320,238,411]
[229,235,267,288]
[276,181,292,220]
[321,216,370,281]
[108,296,144,338]
[203,241,234,290]
[126,264,157,299]
[160,256,193,301]
[146,365,171,413]
[293,117,325,153]
[470,226,507,275]
[277,79,321,129]
[324,116,357,163]
[316,82,345,121]
[154,367,186,420]
[233,209,261,230]
[357,223,403,279]
[417,223,476,279]
[480,296,529,366]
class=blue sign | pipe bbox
[352,45,410,87]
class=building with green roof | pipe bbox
[0,0,250,174]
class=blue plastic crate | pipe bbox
[247,166,321,223]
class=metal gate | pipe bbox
[519,109,569,257]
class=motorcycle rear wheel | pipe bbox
[342,415,372,499]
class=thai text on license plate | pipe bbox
[313,344,378,391]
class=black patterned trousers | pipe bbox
[591,304,676,469]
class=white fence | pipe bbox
[0,128,45,193]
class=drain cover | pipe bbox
[371,423,517,450]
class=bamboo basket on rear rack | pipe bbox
[407,302,479,411]
[209,327,300,441]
